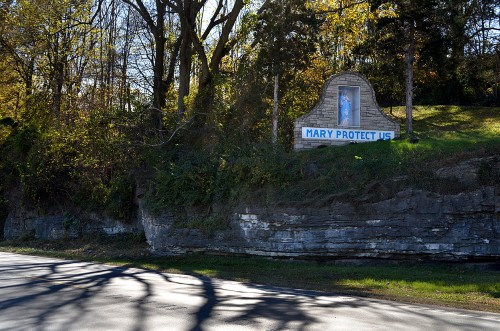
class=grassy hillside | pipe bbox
[273,105,500,205]
[1,105,499,219]
[144,105,499,213]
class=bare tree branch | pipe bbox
[122,0,156,32]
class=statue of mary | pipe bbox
[339,93,351,126]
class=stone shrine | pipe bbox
[294,72,400,150]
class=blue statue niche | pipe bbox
[338,85,360,127]
[338,92,352,126]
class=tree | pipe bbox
[403,11,415,134]
[0,0,102,122]
[354,1,440,133]
[0,0,42,101]
[122,0,250,142]
[122,0,180,133]
[169,0,247,134]
[313,0,374,71]
[253,0,320,144]
[441,0,499,103]
[393,0,437,134]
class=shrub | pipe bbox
[2,109,139,221]
[144,142,304,212]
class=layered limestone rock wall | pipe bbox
[141,187,499,260]
[3,187,498,260]
[3,212,142,240]
[4,157,499,261]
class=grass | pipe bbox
[271,105,500,205]
[1,237,499,313]
[394,105,500,139]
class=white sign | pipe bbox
[302,127,394,142]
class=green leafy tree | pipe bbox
[253,0,320,144]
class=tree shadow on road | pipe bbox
[0,253,497,331]
[0,257,157,331]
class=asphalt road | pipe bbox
[0,252,499,331]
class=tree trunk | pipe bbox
[120,10,131,112]
[122,0,168,133]
[272,73,279,144]
[152,32,166,135]
[53,59,64,119]
[193,69,214,132]
[105,0,117,110]
[151,0,168,135]
[25,58,34,97]
[405,19,415,135]
[181,0,244,123]
[153,34,166,111]
[178,26,192,120]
